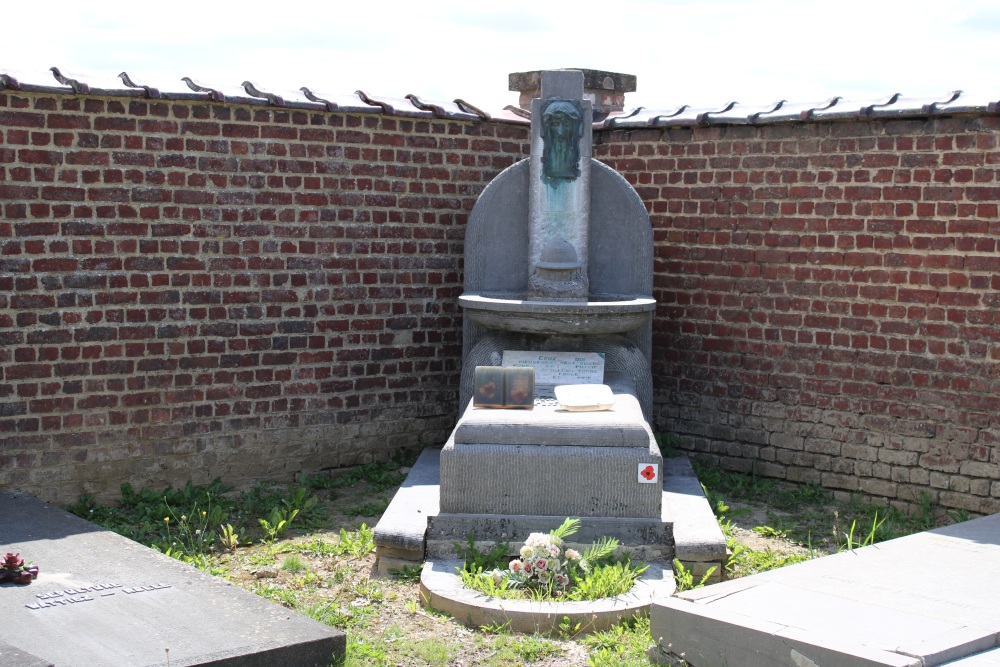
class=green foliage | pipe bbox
[280,554,307,572]
[388,564,422,582]
[342,499,389,518]
[340,524,375,559]
[655,432,685,457]
[259,506,299,542]
[752,524,787,539]
[551,517,580,540]
[556,615,583,640]
[693,460,831,511]
[673,559,716,592]
[582,536,618,564]
[947,508,971,524]
[565,558,647,601]
[344,633,389,667]
[411,638,456,667]
[583,616,653,667]
[217,523,240,551]
[454,532,511,573]
[460,566,515,597]
[329,461,408,493]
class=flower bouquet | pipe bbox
[1,552,39,585]
[474,518,626,599]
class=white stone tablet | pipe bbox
[554,384,616,411]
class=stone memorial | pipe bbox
[373,68,726,595]
[0,492,344,667]
[427,69,669,556]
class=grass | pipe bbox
[64,443,966,666]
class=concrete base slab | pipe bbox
[374,450,727,580]
[420,559,675,634]
[0,491,344,667]
[651,513,1000,667]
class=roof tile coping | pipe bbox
[0,65,529,125]
[2,66,998,129]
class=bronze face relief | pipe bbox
[541,99,582,182]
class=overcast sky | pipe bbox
[4,0,999,113]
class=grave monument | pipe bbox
[426,69,669,556]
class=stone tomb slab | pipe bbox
[651,513,1000,667]
[0,491,344,667]
[455,372,651,448]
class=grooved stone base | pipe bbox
[426,513,673,561]
[440,439,662,518]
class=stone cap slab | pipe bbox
[454,372,651,447]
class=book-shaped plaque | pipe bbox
[473,366,535,409]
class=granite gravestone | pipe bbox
[0,492,344,667]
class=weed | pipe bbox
[566,559,647,601]
[556,615,583,639]
[388,564,422,582]
[281,554,307,572]
[752,524,787,539]
[656,433,685,458]
[217,524,240,551]
[453,532,511,572]
[340,524,375,559]
[329,461,407,493]
[259,506,299,542]
[345,633,389,667]
[947,508,971,524]
[253,583,298,607]
[412,638,456,667]
[583,616,653,667]
[302,601,352,628]
[673,559,716,592]
[342,499,388,518]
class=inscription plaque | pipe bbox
[502,351,604,386]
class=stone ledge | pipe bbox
[662,457,727,566]
[420,559,674,634]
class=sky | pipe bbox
[4,0,1000,114]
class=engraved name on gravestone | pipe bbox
[24,582,172,610]
[501,351,604,386]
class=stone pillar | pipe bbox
[527,70,592,302]
[509,68,637,115]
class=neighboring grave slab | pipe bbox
[0,492,344,667]
[651,513,1000,667]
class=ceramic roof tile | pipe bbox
[701,100,784,125]
[298,87,385,113]
[404,94,483,121]
[355,91,434,118]
[804,93,902,121]
[868,92,962,118]
[929,90,1000,115]
[754,97,841,123]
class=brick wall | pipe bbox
[595,116,1000,514]
[0,91,528,502]
[4,87,1000,516]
